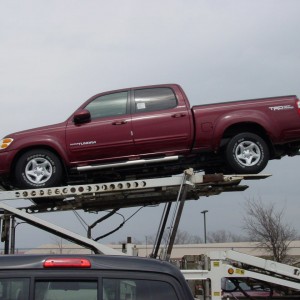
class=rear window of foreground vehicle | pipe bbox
[0,277,179,300]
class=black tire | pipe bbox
[225,132,269,174]
[14,149,63,189]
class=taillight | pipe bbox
[296,99,300,116]
[43,258,91,268]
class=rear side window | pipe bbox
[0,278,29,300]
[85,91,128,119]
[35,280,97,300]
[134,88,177,113]
[103,278,179,300]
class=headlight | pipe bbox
[0,138,14,150]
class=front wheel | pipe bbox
[225,132,269,174]
[14,149,63,189]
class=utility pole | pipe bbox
[201,210,208,243]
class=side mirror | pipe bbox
[73,109,91,124]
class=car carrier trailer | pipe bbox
[1,170,300,299]
[0,170,258,254]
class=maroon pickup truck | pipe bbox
[1,84,300,189]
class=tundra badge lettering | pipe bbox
[70,141,97,146]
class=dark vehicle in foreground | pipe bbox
[0,254,194,300]
[1,84,300,189]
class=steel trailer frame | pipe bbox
[0,170,268,255]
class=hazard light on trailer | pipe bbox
[43,258,91,268]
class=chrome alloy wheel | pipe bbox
[25,157,53,184]
[235,140,261,166]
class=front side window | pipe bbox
[85,91,128,119]
[134,88,177,113]
[0,278,29,300]
[103,278,178,300]
[35,280,97,300]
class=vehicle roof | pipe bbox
[93,83,181,95]
[0,254,183,277]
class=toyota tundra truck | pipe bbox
[0,84,300,189]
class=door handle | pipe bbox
[171,113,186,118]
[112,120,127,125]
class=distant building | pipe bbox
[23,240,300,264]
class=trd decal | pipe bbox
[269,105,294,111]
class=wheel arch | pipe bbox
[11,145,68,176]
[221,122,274,157]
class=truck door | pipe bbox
[131,87,192,156]
[66,91,134,163]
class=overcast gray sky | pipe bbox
[1,0,300,249]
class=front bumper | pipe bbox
[0,149,18,175]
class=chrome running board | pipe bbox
[76,155,179,172]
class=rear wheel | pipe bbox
[225,132,269,174]
[14,149,63,189]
